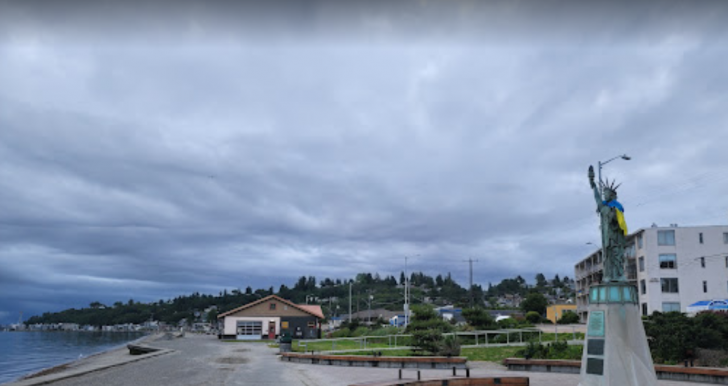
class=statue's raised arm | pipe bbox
[588,165,602,207]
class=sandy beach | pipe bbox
[3,334,704,386]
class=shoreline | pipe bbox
[2,332,158,385]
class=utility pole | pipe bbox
[349,281,352,323]
[404,256,409,328]
[368,294,373,325]
[462,258,479,308]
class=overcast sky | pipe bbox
[2,1,728,324]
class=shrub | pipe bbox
[516,341,581,360]
[331,328,351,338]
[557,311,580,324]
[644,311,695,364]
[525,311,541,324]
[497,318,518,329]
[462,308,496,330]
[437,334,461,357]
[351,326,369,336]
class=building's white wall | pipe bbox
[638,227,728,314]
[223,316,280,336]
[577,225,728,318]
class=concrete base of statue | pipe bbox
[579,283,657,386]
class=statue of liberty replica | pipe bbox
[589,166,628,282]
[579,165,657,386]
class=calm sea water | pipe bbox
[0,331,146,384]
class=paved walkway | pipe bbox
[3,334,707,386]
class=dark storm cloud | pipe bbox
[2,1,728,322]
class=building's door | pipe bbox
[236,321,263,340]
[268,321,276,339]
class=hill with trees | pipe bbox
[24,271,573,327]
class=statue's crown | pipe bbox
[603,178,621,193]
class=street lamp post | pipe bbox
[597,154,631,199]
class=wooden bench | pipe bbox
[349,376,530,386]
[503,358,728,384]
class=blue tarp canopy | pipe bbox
[686,299,728,313]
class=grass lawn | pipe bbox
[323,346,523,362]
[321,345,584,363]
[461,346,524,362]
[292,339,400,352]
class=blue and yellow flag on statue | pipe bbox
[604,200,628,235]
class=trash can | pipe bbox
[279,332,292,353]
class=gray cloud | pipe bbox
[2,1,728,322]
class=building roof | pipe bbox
[296,305,325,319]
[217,295,324,319]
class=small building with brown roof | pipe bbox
[217,295,324,340]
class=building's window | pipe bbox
[724,232,728,244]
[281,321,289,329]
[638,257,645,272]
[270,303,276,310]
[638,235,643,249]
[703,281,708,293]
[307,321,316,328]
[699,233,704,244]
[659,254,677,269]
[662,302,681,312]
[640,279,646,295]
[661,278,679,293]
[658,230,676,246]
[642,303,648,316]
[701,257,706,268]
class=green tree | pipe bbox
[462,307,496,330]
[206,309,219,323]
[552,274,561,287]
[406,305,453,355]
[520,292,548,315]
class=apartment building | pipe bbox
[575,225,728,321]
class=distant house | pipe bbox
[343,308,401,324]
[389,314,408,327]
[217,295,324,340]
[327,317,343,331]
[546,304,578,323]
[435,306,466,325]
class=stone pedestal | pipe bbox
[579,283,657,386]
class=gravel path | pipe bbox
[37,334,703,386]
